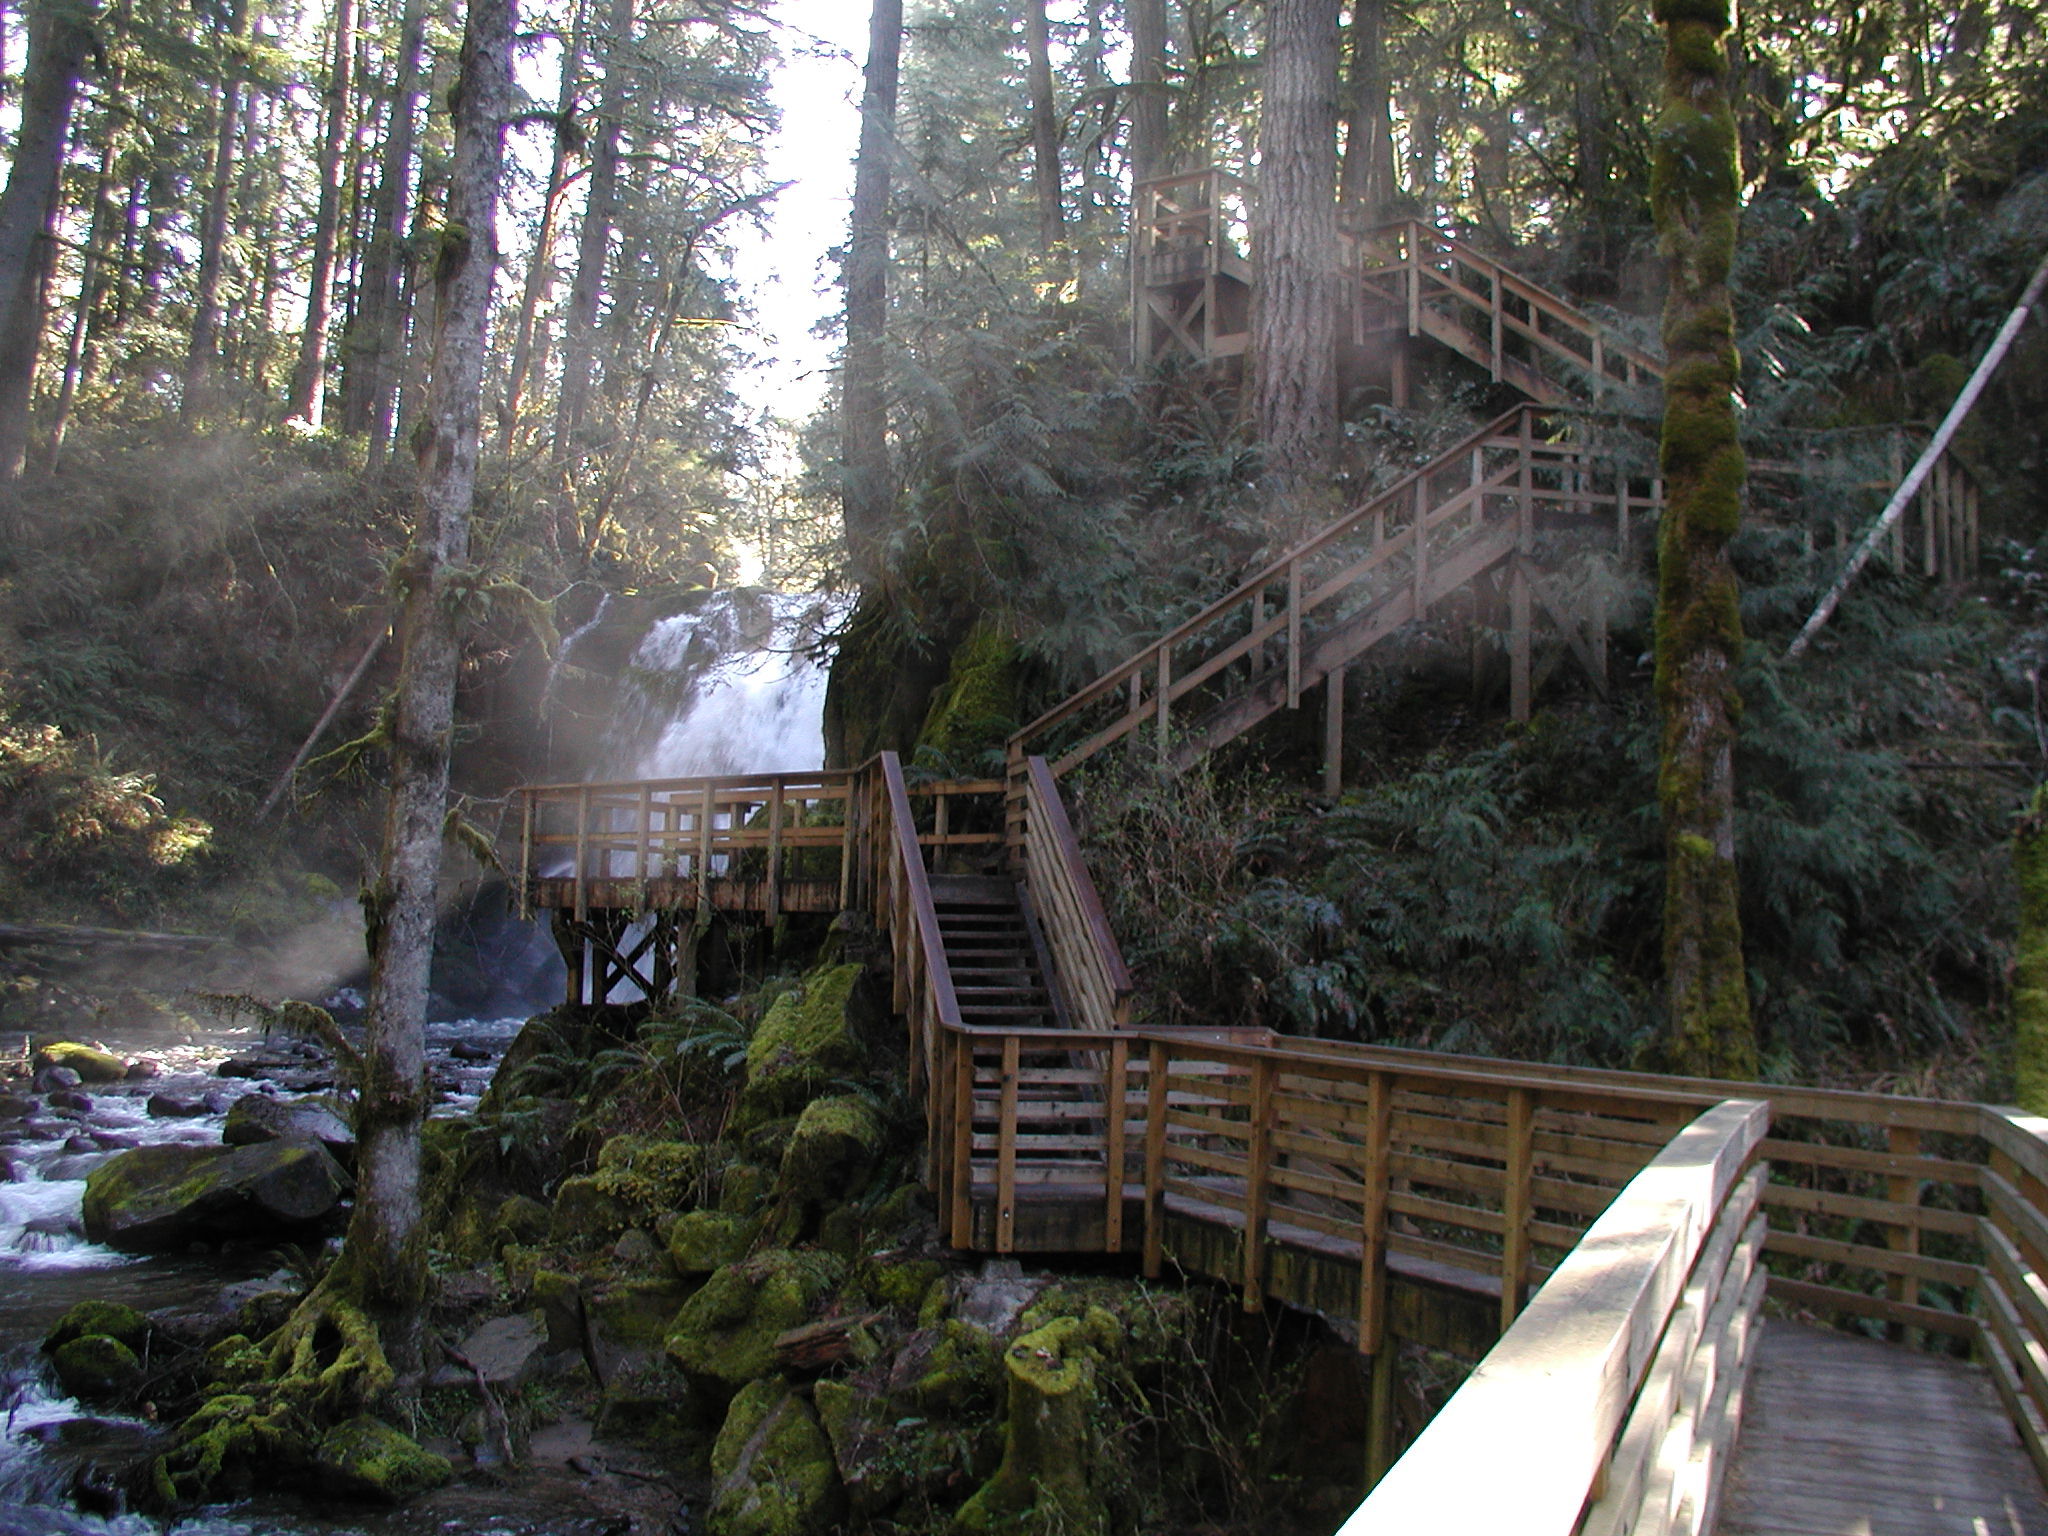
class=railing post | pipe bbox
[1406,222,1421,337]
[1243,1057,1276,1310]
[1287,560,1302,708]
[517,791,533,920]
[997,1034,1021,1254]
[951,1036,975,1245]
[1156,647,1172,766]
[1489,264,1503,382]
[1106,1037,1129,1251]
[1501,1087,1534,1332]
[1359,1069,1394,1483]
[1886,1124,1923,1342]
[1144,1041,1169,1278]
[696,784,715,920]
[839,778,857,912]
[1412,479,1429,617]
[573,785,591,924]
[636,784,652,887]
[766,779,785,923]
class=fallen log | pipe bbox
[0,923,221,954]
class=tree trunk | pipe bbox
[288,0,357,427]
[498,0,585,457]
[1338,0,1394,209]
[1251,0,1341,499]
[841,0,901,581]
[342,0,427,457]
[332,0,513,1395]
[182,0,249,424]
[1023,0,1062,254]
[0,0,94,479]
[46,80,123,471]
[1651,0,1754,1079]
[1127,0,1168,182]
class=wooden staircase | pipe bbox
[930,873,1068,1031]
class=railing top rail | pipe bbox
[880,751,963,1030]
[517,769,856,798]
[1134,166,1246,199]
[1338,1098,1768,1536]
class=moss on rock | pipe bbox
[592,1135,706,1221]
[312,1415,452,1503]
[44,1299,150,1354]
[708,1377,845,1536]
[917,619,1020,767]
[549,1174,630,1245]
[954,1312,1123,1536]
[665,1248,845,1397]
[52,1334,142,1401]
[777,1095,886,1207]
[737,964,870,1125]
[33,1041,128,1082]
[670,1210,761,1276]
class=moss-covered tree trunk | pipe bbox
[1650,0,1755,1079]
[270,0,514,1410]
[2015,787,2048,1113]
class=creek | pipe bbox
[0,588,842,1534]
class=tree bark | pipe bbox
[288,0,357,427]
[342,0,427,458]
[0,0,94,478]
[1251,0,1341,498]
[841,0,901,582]
[182,0,249,423]
[1651,0,1754,1079]
[1338,0,1394,209]
[1127,0,1168,181]
[1023,0,1063,254]
[342,0,513,1392]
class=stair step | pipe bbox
[929,874,1019,905]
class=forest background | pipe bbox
[0,0,2042,1096]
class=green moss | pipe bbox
[737,964,871,1125]
[708,1377,846,1536]
[954,1314,1118,1536]
[721,1161,776,1214]
[52,1334,142,1401]
[152,1391,309,1506]
[312,1415,453,1503]
[665,1248,846,1396]
[911,1320,1000,1414]
[670,1210,761,1276]
[593,1135,706,1220]
[918,619,1020,766]
[32,1040,127,1081]
[549,1174,630,1245]
[777,1094,886,1210]
[206,1334,268,1387]
[587,1276,695,1347]
[44,1299,150,1353]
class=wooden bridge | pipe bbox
[503,188,2029,1533]
[514,750,2048,1535]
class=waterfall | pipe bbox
[613,588,847,780]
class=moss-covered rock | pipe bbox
[901,1321,1000,1415]
[865,1256,946,1315]
[205,1334,267,1388]
[493,1192,553,1248]
[665,1248,845,1397]
[32,1041,129,1083]
[51,1334,142,1401]
[152,1391,307,1505]
[43,1299,150,1354]
[720,1161,776,1215]
[549,1174,630,1245]
[670,1210,760,1276]
[918,618,1020,766]
[312,1415,452,1503]
[955,1312,1123,1536]
[586,1276,694,1351]
[777,1095,885,1206]
[82,1140,351,1252]
[592,1134,706,1221]
[708,1378,845,1536]
[736,964,871,1125]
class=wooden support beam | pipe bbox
[1144,1041,1169,1279]
[1324,664,1347,797]
[1501,1087,1534,1332]
[1105,1038,1129,1252]
[997,1035,1021,1254]
[1243,1059,1276,1310]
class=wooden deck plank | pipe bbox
[1719,1320,2048,1536]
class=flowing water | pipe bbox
[0,587,844,1530]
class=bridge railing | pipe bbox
[1343,1098,1768,1536]
[1008,404,1656,776]
[1132,167,1251,287]
[1974,1106,2048,1483]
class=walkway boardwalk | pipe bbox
[1721,1321,2048,1536]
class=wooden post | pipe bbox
[1324,665,1346,796]
[636,785,652,886]
[573,786,591,924]
[951,1036,975,1245]
[1489,264,1503,382]
[1144,1040,1169,1278]
[1242,1057,1276,1310]
[1250,588,1266,678]
[1412,480,1430,618]
[1886,1124,1922,1343]
[1406,224,1421,337]
[696,784,715,918]
[1287,561,1303,709]
[1156,648,1172,766]
[517,792,534,920]
[1367,1347,1398,1489]
[766,779,785,923]
[1360,1070,1395,1485]
[997,1034,1020,1254]
[839,780,857,912]
[1105,1037,1129,1251]
[1500,1088,1534,1333]
[1509,566,1532,724]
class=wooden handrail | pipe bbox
[1341,1099,1768,1536]
[1019,756,1132,1027]
[878,751,962,1032]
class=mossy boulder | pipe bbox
[865,1256,946,1315]
[82,1140,351,1252]
[954,1311,1123,1536]
[669,1210,761,1276]
[918,618,1020,765]
[897,1321,1000,1415]
[206,1334,267,1387]
[777,1095,885,1207]
[721,1161,776,1215]
[708,1378,845,1536]
[32,1041,129,1083]
[586,1277,694,1353]
[736,965,871,1125]
[51,1335,142,1401]
[591,1135,706,1221]
[312,1415,452,1503]
[43,1299,149,1354]
[152,1391,308,1505]
[222,1093,354,1160]
[665,1248,845,1397]
[493,1192,552,1248]
[549,1174,630,1245]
